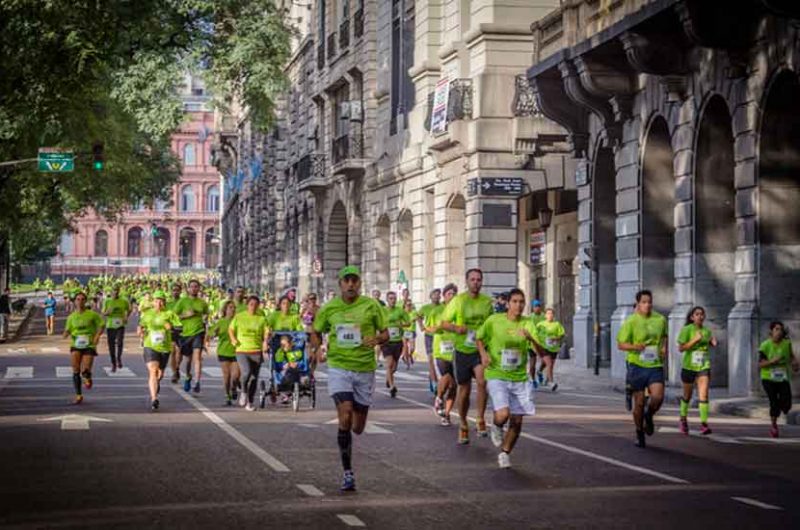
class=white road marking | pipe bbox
[171,387,290,473]
[377,369,424,381]
[658,426,742,444]
[384,391,690,485]
[4,366,33,379]
[737,436,800,444]
[296,484,324,497]
[39,414,112,431]
[325,418,393,434]
[103,366,136,377]
[56,367,73,378]
[731,496,783,510]
[41,347,60,353]
[336,514,366,527]
[203,367,222,378]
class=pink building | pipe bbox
[53,84,222,277]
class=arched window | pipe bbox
[183,143,196,166]
[155,197,169,212]
[206,185,220,212]
[180,185,195,212]
[179,227,197,268]
[94,230,108,257]
[59,232,74,256]
[127,227,143,257]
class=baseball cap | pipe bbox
[338,265,361,279]
[153,290,168,300]
[532,299,542,307]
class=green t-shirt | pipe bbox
[140,309,182,354]
[441,292,494,354]
[536,320,565,353]
[230,312,269,353]
[102,297,130,329]
[209,317,236,358]
[385,305,409,343]
[759,338,793,383]
[174,296,209,337]
[677,324,712,372]
[418,304,439,336]
[616,311,668,368]
[235,301,248,314]
[428,303,456,361]
[269,312,303,332]
[477,314,536,382]
[275,348,304,364]
[65,310,104,349]
[529,312,545,327]
[403,310,417,333]
[313,295,388,373]
[166,297,183,326]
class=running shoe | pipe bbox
[83,374,93,390]
[390,386,398,398]
[151,399,159,411]
[458,426,469,445]
[643,410,655,436]
[551,382,559,392]
[635,429,646,448]
[111,364,117,373]
[340,471,356,492]
[73,394,83,405]
[238,392,247,407]
[118,361,123,369]
[433,396,442,417]
[385,380,390,389]
[440,415,451,427]
[699,423,712,436]
[537,371,544,385]
[193,382,201,394]
[225,397,232,407]
[770,424,779,438]
[183,377,192,392]
[476,419,488,438]
[490,424,503,448]
[231,388,239,401]
[679,418,689,435]
[498,451,511,469]
[245,403,256,412]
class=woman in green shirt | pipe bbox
[62,292,105,405]
[427,284,458,426]
[758,321,799,438]
[677,306,717,436]
[137,291,181,411]
[401,299,417,370]
[535,308,566,391]
[206,301,240,406]
[229,295,270,411]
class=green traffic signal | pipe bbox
[92,142,104,171]
[93,160,104,170]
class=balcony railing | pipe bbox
[332,135,349,166]
[339,19,350,51]
[327,33,336,61]
[512,74,542,117]
[423,78,474,132]
[354,9,364,39]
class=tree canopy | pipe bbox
[0,0,292,263]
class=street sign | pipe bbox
[467,177,525,197]
[37,148,74,173]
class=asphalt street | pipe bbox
[0,306,798,529]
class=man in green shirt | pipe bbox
[418,288,442,395]
[427,283,458,425]
[166,283,184,383]
[381,291,409,397]
[616,289,668,448]
[311,265,388,492]
[174,279,209,393]
[102,287,130,372]
[440,268,494,445]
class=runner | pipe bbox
[43,291,57,336]
[233,286,247,314]
[440,268,494,444]
[616,290,668,448]
[535,307,566,392]
[285,287,301,315]
[207,301,240,406]
[229,295,269,410]
[427,283,458,425]
[268,296,304,334]
[677,306,717,435]
[418,288,442,394]
[166,283,184,384]
[102,286,130,372]
[381,291,408,398]
[401,298,417,370]
[301,292,320,332]
[310,266,388,491]
[62,292,104,404]
[137,290,181,411]
[758,321,798,438]
[528,300,544,389]
[174,279,209,393]
[477,288,539,468]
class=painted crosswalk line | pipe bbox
[41,347,60,353]
[56,367,73,378]
[202,367,222,378]
[4,366,33,379]
[103,366,136,377]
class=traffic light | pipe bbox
[92,142,104,170]
[150,223,158,237]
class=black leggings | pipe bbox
[236,354,263,405]
[762,380,792,419]
[107,327,125,364]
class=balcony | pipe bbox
[298,153,328,193]
[354,9,364,39]
[327,33,336,62]
[511,74,570,157]
[331,126,367,178]
[339,19,350,51]
[423,78,474,134]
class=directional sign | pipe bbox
[38,149,74,173]
[467,177,525,197]
[39,414,112,431]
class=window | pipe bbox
[206,185,220,212]
[332,84,350,139]
[179,227,196,268]
[59,233,74,256]
[180,185,195,212]
[183,143,196,166]
[94,230,108,257]
[155,197,169,212]
[127,227,143,257]
[390,0,415,135]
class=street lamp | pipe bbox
[537,205,553,231]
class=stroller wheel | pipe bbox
[292,383,300,413]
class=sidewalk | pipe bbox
[0,301,35,344]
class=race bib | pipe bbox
[111,317,123,328]
[465,330,477,348]
[640,345,658,363]
[440,341,455,355]
[388,327,401,341]
[546,337,560,349]
[501,349,521,370]
[150,331,165,346]
[771,368,787,381]
[403,331,415,340]
[691,351,706,367]
[336,324,361,348]
[75,335,90,348]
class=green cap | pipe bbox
[153,290,168,300]
[338,265,361,279]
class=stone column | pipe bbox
[573,161,593,369]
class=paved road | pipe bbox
[0,307,798,529]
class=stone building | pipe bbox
[527,0,800,396]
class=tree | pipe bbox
[0,0,292,265]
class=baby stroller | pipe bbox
[259,331,316,412]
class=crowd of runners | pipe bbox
[41,265,798,489]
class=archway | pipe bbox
[127,227,143,257]
[593,146,617,362]
[641,117,676,316]
[397,209,413,292]
[154,228,170,258]
[179,227,197,268]
[94,230,108,257]
[695,95,736,387]
[205,227,220,269]
[759,70,800,336]
[445,194,466,287]
[325,201,348,288]
[374,214,391,291]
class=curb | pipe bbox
[5,304,35,343]
[712,399,800,425]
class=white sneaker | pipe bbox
[490,424,503,448]
[238,392,247,407]
[245,403,256,412]
[498,451,511,469]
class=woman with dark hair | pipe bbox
[758,321,798,438]
[676,306,717,435]
[229,295,270,411]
